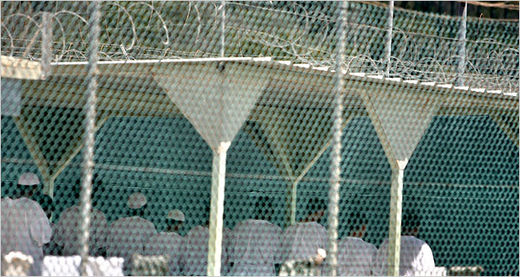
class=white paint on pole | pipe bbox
[387,159,407,276]
[208,142,230,276]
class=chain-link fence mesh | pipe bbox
[1,1,518,276]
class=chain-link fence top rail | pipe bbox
[1,1,519,276]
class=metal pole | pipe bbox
[385,0,394,76]
[79,1,99,275]
[327,1,347,276]
[456,1,467,87]
[289,180,297,225]
[207,142,230,276]
[387,160,407,276]
[41,11,52,79]
[220,0,225,57]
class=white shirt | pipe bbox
[228,219,283,276]
[143,232,184,275]
[105,216,156,265]
[1,197,52,276]
[54,205,108,256]
[42,256,124,276]
[337,236,377,276]
[281,221,327,262]
[373,236,436,276]
[181,225,229,276]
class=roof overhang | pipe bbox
[1,55,518,116]
[1,56,43,80]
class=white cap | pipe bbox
[3,251,34,264]
[167,209,185,221]
[317,248,327,259]
[18,172,40,186]
[127,192,147,209]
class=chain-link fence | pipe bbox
[1,1,518,276]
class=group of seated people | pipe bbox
[2,172,437,276]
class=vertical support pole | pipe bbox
[456,1,467,87]
[45,177,55,221]
[44,176,54,199]
[327,1,347,276]
[385,0,394,76]
[79,1,99,275]
[41,11,52,79]
[220,0,226,57]
[387,159,407,276]
[289,179,297,226]
[207,141,231,276]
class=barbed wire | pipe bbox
[1,1,518,93]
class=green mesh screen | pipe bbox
[1,1,518,276]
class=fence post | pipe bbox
[327,1,347,276]
[220,0,226,57]
[207,142,230,276]
[456,1,467,87]
[387,160,407,276]
[41,11,52,79]
[385,0,394,76]
[79,1,99,275]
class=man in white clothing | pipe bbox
[279,248,327,276]
[106,192,157,275]
[337,212,377,276]
[228,196,283,276]
[144,209,185,275]
[54,182,108,256]
[373,212,436,276]
[1,172,52,276]
[281,197,328,266]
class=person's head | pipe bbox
[15,172,40,198]
[304,197,326,223]
[166,209,185,232]
[254,196,273,221]
[347,211,368,238]
[128,192,148,218]
[402,212,420,236]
